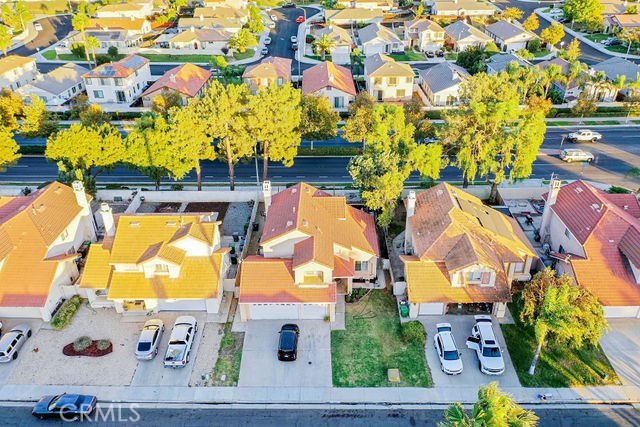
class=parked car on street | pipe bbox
[560,148,595,163]
[291,42,298,50]
[296,15,305,23]
[34,22,43,31]
[283,2,295,7]
[426,51,435,58]
[466,315,505,375]
[163,316,197,368]
[278,323,299,361]
[567,129,602,143]
[290,35,297,43]
[436,50,444,57]
[264,36,272,45]
[261,47,269,55]
[32,394,97,420]
[135,319,164,360]
[0,324,31,363]
[433,323,463,375]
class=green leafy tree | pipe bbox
[527,38,542,53]
[627,5,638,14]
[540,23,565,46]
[563,0,604,28]
[248,83,302,180]
[228,28,257,53]
[247,5,264,34]
[46,123,125,193]
[521,268,608,375]
[559,38,581,62]
[0,5,19,31]
[505,62,543,102]
[151,89,182,117]
[71,13,92,67]
[300,95,339,141]
[572,90,598,120]
[439,73,546,202]
[107,46,119,59]
[314,33,335,59]
[618,28,640,55]
[85,35,100,65]
[415,3,425,17]
[403,98,434,141]
[0,125,21,172]
[455,46,487,74]
[541,63,566,97]
[441,382,539,427]
[79,103,111,127]
[350,47,364,74]
[20,96,58,138]
[502,7,524,22]
[13,2,33,32]
[0,89,24,131]
[484,41,500,55]
[343,91,375,144]
[522,14,540,32]
[0,25,12,55]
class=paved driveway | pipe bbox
[0,318,43,384]
[238,320,331,387]
[599,319,640,386]
[419,315,521,388]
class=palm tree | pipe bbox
[86,36,100,66]
[350,47,363,74]
[542,63,566,97]
[314,34,335,60]
[72,13,92,68]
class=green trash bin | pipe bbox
[400,303,409,318]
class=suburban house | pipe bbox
[537,57,578,100]
[80,207,231,314]
[315,25,353,65]
[336,0,394,10]
[591,57,640,98]
[604,14,640,33]
[95,2,152,18]
[364,53,414,102]
[242,56,292,94]
[141,63,212,108]
[193,6,249,23]
[539,179,640,318]
[324,9,383,25]
[418,62,469,106]
[176,17,243,33]
[203,0,247,8]
[444,20,492,52]
[401,183,536,318]
[0,181,96,321]
[16,63,88,106]
[237,182,379,321]
[404,18,445,53]
[429,0,496,16]
[87,18,152,37]
[83,54,151,105]
[64,30,143,54]
[0,55,38,91]
[358,23,404,56]
[486,52,532,75]
[302,61,357,112]
[485,20,536,52]
[167,28,232,53]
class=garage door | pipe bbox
[604,306,640,318]
[158,299,207,312]
[419,303,444,315]
[249,303,298,320]
[300,304,327,319]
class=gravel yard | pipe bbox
[189,322,224,386]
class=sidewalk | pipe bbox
[1,383,639,405]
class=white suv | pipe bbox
[433,323,463,375]
[466,315,505,375]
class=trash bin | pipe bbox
[252,222,259,231]
[399,300,409,318]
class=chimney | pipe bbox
[190,25,195,32]
[404,190,416,254]
[200,14,204,21]
[329,73,334,83]
[100,203,115,237]
[406,190,416,218]
[131,16,135,21]
[546,178,562,208]
[262,180,272,214]
[169,73,176,83]
[540,177,562,242]
[72,180,89,210]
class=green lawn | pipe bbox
[583,120,620,125]
[389,51,426,61]
[210,322,244,386]
[41,50,57,60]
[140,53,215,63]
[547,121,578,126]
[533,48,551,58]
[232,49,256,60]
[501,294,620,388]
[331,289,432,387]
[586,34,608,43]
[445,53,458,60]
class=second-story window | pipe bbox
[115,78,123,86]
[155,263,169,274]
[388,77,397,85]
[355,261,369,272]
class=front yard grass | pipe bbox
[210,321,244,386]
[586,34,608,43]
[501,294,619,388]
[41,50,57,60]
[331,289,432,387]
[389,51,425,61]
[140,53,214,63]
[232,49,255,60]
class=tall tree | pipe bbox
[150,90,182,117]
[563,0,604,28]
[46,123,125,192]
[20,96,58,138]
[13,2,33,32]
[247,5,264,34]
[441,382,539,427]
[0,89,24,131]
[71,13,92,68]
[228,28,257,53]
[85,35,100,65]
[559,39,581,62]
[0,125,21,172]
[521,268,608,375]
[541,63,566,97]
[0,25,11,56]
[502,7,524,22]
[522,14,540,32]
[343,91,375,145]
[540,23,565,46]
[403,98,434,141]
[248,83,302,180]
[572,90,597,120]
[314,34,335,59]
[300,95,339,142]
[350,47,364,74]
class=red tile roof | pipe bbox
[83,54,149,79]
[302,61,356,97]
[141,63,211,98]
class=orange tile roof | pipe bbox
[401,256,511,304]
[238,256,336,303]
[243,56,292,80]
[83,54,149,79]
[79,244,112,289]
[142,63,211,98]
[97,3,145,12]
[0,182,90,307]
[333,256,355,278]
[88,17,148,31]
[302,61,356,97]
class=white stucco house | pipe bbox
[0,55,39,91]
[418,62,469,106]
[404,18,445,53]
[485,20,536,52]
[17,63,88,106]
[429,0,496,16]
[324,9,383,25]
[444,20,493,52]
[95,2,152,19]
[364,53,414,102]
[83,54,151,105]
[315,25,353,65]
[358,23,404,56]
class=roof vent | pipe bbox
[609,239,615,243]
[166,221,177,227]
[305,187,310,193]
[624,205,629,210]
[129,221,140,228]
[169,73,176,83]
[590,203,600,211]
[575,186,583,193]
[292,188,297,193]
[286,220,293,227]
[437,189,443,196]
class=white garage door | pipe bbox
[604,306,640,318]
[249,303,298,320]
[419,303,444,315]
[158,299,207,312]
[300,304,327,319]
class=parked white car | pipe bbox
[163,316,197,368]
[135,319,164,360]
[0,324,32,363]
[433,323,463,375]
[264,36,272,45]
[466,315,505,375]
[290,35,297,43]
[560,148,595,163]
[567,129,602,143]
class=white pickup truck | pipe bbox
[567,129,602,143]
[163,316,197,368]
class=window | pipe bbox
[466,271,482,282]
[115,78,123,86]
[396,89,405,98]
[514,262,525,273]
[60,229,69,240]
[406,77,413,84]
[85,78,93,86]
[71,86,77,94]
[373,77,382,85]
[334,96,344,109]
[155,264,169,274]
[355,261,369,272]
[303,271,323,282]
[99,78,109,86]
[277,77,284,86]
[388,77,397,85]
[564,228,572,239]
[93,90,104,99]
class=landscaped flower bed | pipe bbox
[63,336,112,357]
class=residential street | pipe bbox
[8,15,72,57]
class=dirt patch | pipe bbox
[155,202,182,213]
[63,340,113,357]
[184,202,229,220]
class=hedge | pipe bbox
[51,295,84,330]
[401,320,427,346]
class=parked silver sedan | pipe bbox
[0,324,31,363]
[135,319,164,360]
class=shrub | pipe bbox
[345,288,368,303]
[73,336,92,352]
[96,339,111,351]
[527,38,542,53]
[70,43,85,59]
[50,295,83,330]
[107,46,119,58]
[171,184,184,191]
[95,54,111,65]
[608,186,631,194]
[401,320,426,346]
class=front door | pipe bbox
[115,91,126,103]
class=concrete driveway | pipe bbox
[238,320,331,387]
[0,318,44,384]
[419,315,521,388]
[599,319,640,386]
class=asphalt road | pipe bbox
[8,15,73,57]
[1,404,640,426]
[5,127,640,188]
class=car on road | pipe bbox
[271,14,277,21]
[436,50,444,57]
[557,17,567,23]
[278,323,299,361]
[296,15,305,23]
[0,324,31,363]
[466,315,505,375]
[433,323,463,375]
[290,35,297,43]
[283,2,295,7]
[34,22,43,31]
[163,316,197,368]
[560,148,595,163]
[603,38,622,46]
[426,51,435,58]
[32,393,97,420]
[291,42,298,50]
[264,36,272,45]
[567,129,602,143]
[261,47,269,55]
[135,319,164,360]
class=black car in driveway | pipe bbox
[278,324,299,361]
[32,393,97,420]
